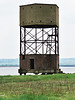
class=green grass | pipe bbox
[0,95,56,100]
[0,74,75,100]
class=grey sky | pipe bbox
[0,0,75,58]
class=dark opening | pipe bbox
[30,59,34,69]
[22,55,25,60]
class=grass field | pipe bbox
[0,74,75,100]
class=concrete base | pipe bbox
[18,68,63,75]
[19,54,62,75]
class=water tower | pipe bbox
[18,3,62,75]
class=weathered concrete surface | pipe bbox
[18,54,62,74]
[20,4,59,27]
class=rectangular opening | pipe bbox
[22,55,25,60]
[30,59,34,69]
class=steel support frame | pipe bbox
[20,26,59,55]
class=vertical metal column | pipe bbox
[35,28,37,54]
[20,27,21,55]
[55,26,56,54]
[57,27,59,54]
[24,28,26,55]
[42,28,44,54]
[50,28,53,54]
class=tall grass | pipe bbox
[0,74,75,100]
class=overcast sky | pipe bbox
[0,0,75,58]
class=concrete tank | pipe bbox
[20,4,59,27]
